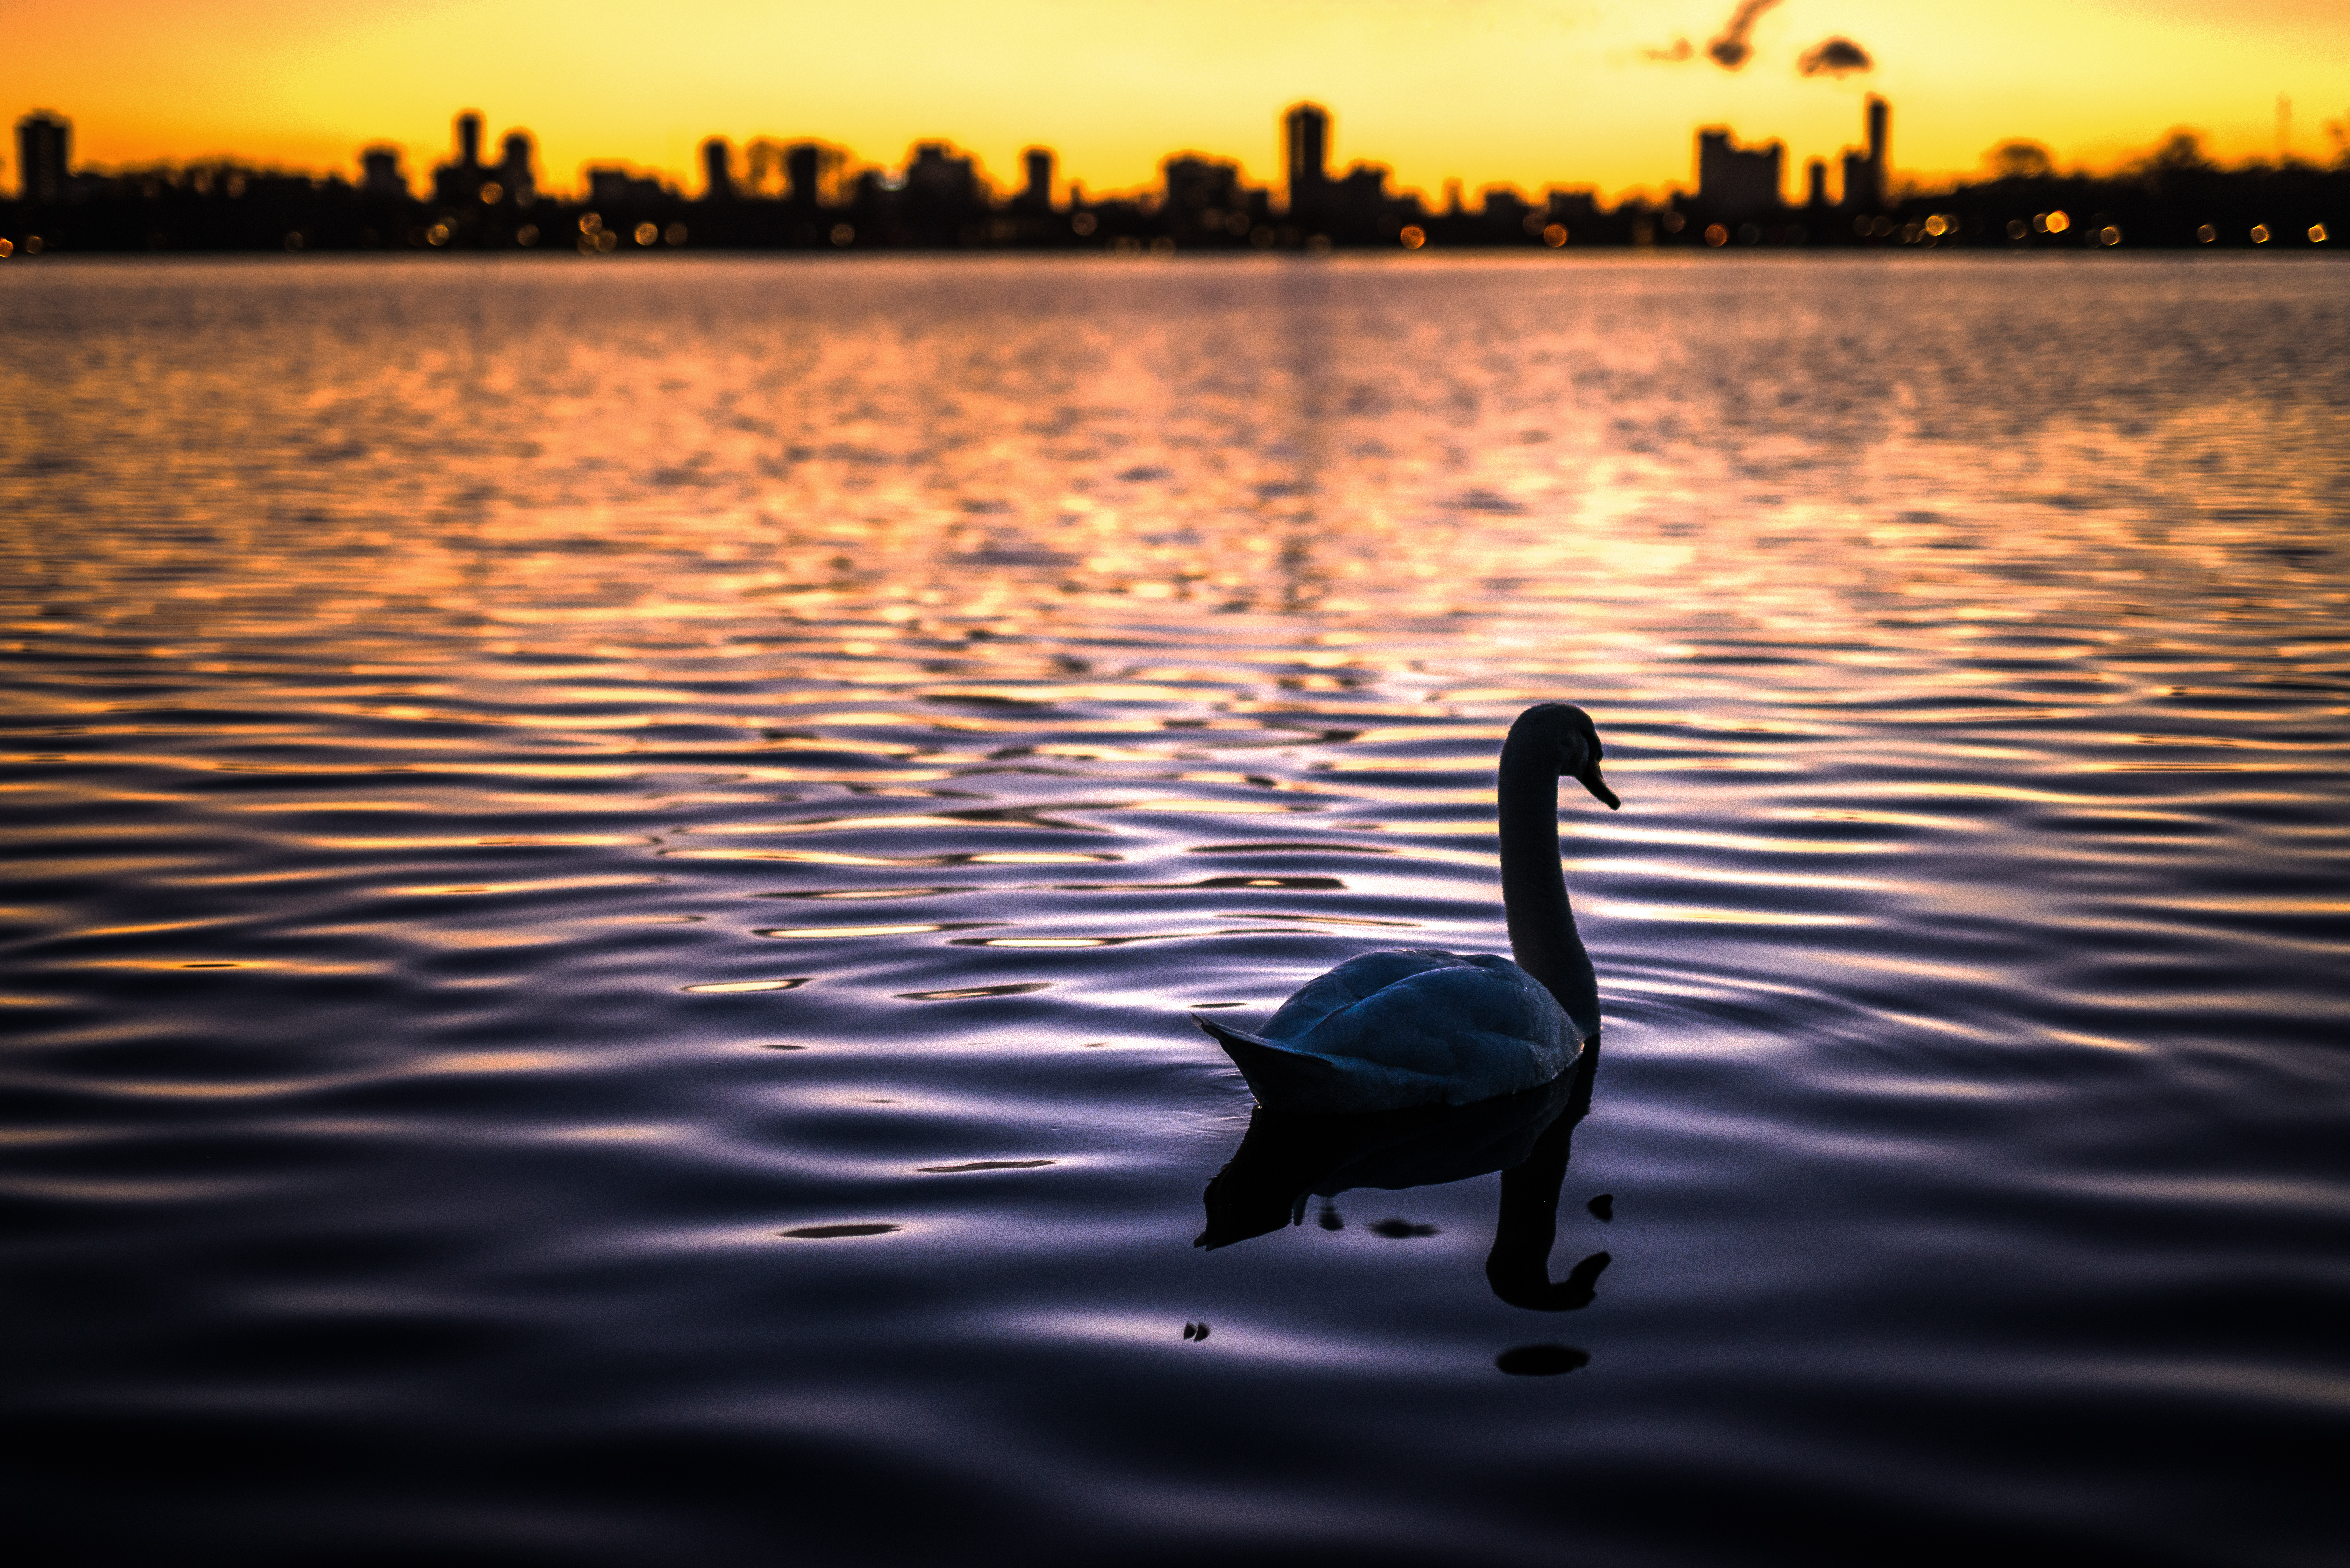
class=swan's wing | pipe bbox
[1290,954,1580,1104]
[1259,949,1475,1043]
[1195,1016,1436,1115]
[1199,950,1583,1112]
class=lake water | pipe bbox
[3,255,2344,1565]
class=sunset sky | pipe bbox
[5,0,2347,202]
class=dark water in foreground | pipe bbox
[2,255,2345,1565]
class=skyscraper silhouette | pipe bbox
[15,110,70,205]
[360,145,408,200]
[427,115,534,205]
[497,132,536,203]
[1020,148,1053,211]
[433,112,490,203]
[1284,103,1329,217]
[1841,95,1889,210]
[1698,127,1784,220]
[786,143,821,212]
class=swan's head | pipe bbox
[1517,703,1620,810]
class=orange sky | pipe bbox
[4,1,2346,202]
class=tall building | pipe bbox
[360,145,408,200]
[1697,127,1784,220]
[702,137,734,201]
[1805,158,1829,208]
[1840,95,1890,210]
[497,132,535,203]
[434,112,486,203]
[1284,102,1329,215]
[15,110,70,205]
[786,143,822,210]
[1020,148,1053,211]
[431,114,535,205]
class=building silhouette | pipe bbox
[1018,148,1053,212]
[786,143,824,211]
[1480,186,1535,234]
[433,110,486,201]
[1841,95,1890,210]
[905,143,977,208]
[497,133,537,203]
[360,145,408,200]
[1164,155,1241,217]
[1697,126,1784,220]
[702,138,734,201]
[1285,102,1329,217]
[431,113,536,205]
[16,111,70,204]
[586,166,669,207]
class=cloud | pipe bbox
[1643,38,1694,63]
[1706,0,1782,70]
[1987,141,2055,179]
[1797,37,1874,77]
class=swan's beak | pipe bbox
[1576,761,1620,810]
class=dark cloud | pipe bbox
[1987,141,2056,179]
[1798,37,1874,77]
[1706,0,1783,70]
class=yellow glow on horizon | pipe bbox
[6,1,2348,202]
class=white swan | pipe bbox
[1194,703,1618,1114]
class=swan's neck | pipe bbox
[1498,729,1599,1034]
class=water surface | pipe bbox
[3,255,2345,1564]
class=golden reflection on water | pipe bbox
[6,258,2334,1040]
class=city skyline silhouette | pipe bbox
[6,92,2342,258]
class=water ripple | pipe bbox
[2,256,2343,1565]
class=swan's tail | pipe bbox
[1193,1014,1356,1113]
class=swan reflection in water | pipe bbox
[1197,1040,1610,1363]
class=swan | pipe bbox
[1193,702,1618,1114]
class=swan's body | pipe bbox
[1194,950,1578,1110]
[1194,703,1617,1115]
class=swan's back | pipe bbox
[1195,948,1585,1114]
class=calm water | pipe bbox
[3,255,2344,1565]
